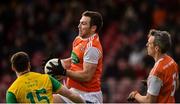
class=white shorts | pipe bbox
[59,88,103,103]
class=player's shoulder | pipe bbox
[7,78,20,92]
[89,34,100,42]
[152,55,177,75]
[160,55,177,69]
[72,36,82,46]
[25,72,50,83]
[29,72,48,77]
[151,58,164,75]
[87,34,102,48]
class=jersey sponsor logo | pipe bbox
[71,51,80,64]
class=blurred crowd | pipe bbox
[0,0,179,103]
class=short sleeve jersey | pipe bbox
[147,55,179,103]
[6,72,61,103]
[67,33,103,92]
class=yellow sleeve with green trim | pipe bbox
[6,91,17,103]
[48,75,62,92]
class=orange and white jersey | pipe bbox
[67,33,103,92]
[147,54,179,103]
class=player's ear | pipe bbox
[91,25,97,32]
[28,62,31,70]
[155,46,160,52]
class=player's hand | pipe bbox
[127,91,138,102]
[47,59,67,76]
[127,96,135,102]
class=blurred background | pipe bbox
[0,0,179,103]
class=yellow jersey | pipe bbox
[6,72,61,103]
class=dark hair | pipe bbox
[11,52,30,72]
[149,29,172,53]
[82,11,103,33]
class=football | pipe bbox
[44,58,59,74]
[44,58,65,82]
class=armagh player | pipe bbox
[6,52,85,103]
[128,29,179,103]
[47,11,103,103]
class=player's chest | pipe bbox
[71,42,88,64]
[73,42,87,53]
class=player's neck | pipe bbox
[17,70,30,77]
[80,33,96,39]
[154,53,166,62]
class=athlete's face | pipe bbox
[78,16,92,38]
[146,36,156,57]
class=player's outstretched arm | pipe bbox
[56,85,85,103]
[128,91,157,103]
[49,75,85,103]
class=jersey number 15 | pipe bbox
[26,88,50,103]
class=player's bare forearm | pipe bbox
[66,70,91,82]
[135,93,157,103]
[66,62,97,82]
[57,85,85,103]
[62,57,71,63]
[61,58,71,69]
[68,92,85,103]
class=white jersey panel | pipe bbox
[147,75,163,96]
[83,47,101,64]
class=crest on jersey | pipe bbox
[79,45,85,51]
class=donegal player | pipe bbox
[6,51,85,103]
